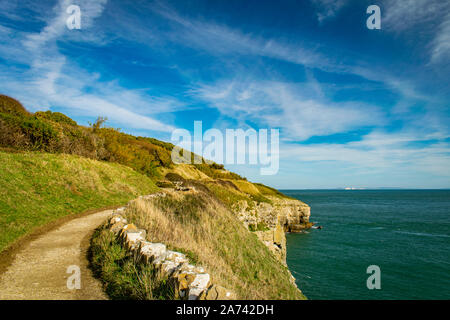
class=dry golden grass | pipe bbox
[159,164,211,181]
[123,189,305,300]
[230,180,261,196]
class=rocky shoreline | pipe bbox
[234,196,312,263]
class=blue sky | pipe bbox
[0,0,449,188]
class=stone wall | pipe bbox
[107,205,235,300]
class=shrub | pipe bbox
[165,172,185,182]
[35,110,78,126]
[20,117,58,150]
[0,95,30,117]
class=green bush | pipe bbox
[35,110,77,126]
[20,117,58,149]
[0,95,30,117]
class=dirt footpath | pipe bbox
[0,209,112,300]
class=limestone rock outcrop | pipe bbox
[233,196,311,265]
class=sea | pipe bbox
[282,190,450,300]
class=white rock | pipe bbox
[182,264,205,274]
[190,273,210,290]
[140,242,167,262]
[153,255,167,266]
[165,250,188,265]
[114,207,126,213]
[124,232,145,250]
[188,287,204,300]
[126,232,144,244]
[188,264,204,273]
[109,215,127,225]
[188,273,210,300]
[161,260,182,275]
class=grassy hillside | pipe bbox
[0,94,244,180]
[0,94,291,251]
[0,151,157,252]
[0,95,175,179]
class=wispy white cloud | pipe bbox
[192,63,449,183]
[150,1,442,107]
[23,0,109,50]
[0,60,177,132]
[383,0,445,31]
[281,130,450,177]
[431,12,450,63]
[311,0,348,23]
[195,79,384,141]
[150,2,330,69]
[382,0,450,64]
[310,0,450,65]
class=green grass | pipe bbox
[206,181,272,209]
[248,221,270,232]
[254,183,294,199]
[0,151,158,252]
[206,182,253,210]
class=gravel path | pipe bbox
[0,209,112,300]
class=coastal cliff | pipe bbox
[234,197,311,263]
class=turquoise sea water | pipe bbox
[283,190,450,300]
